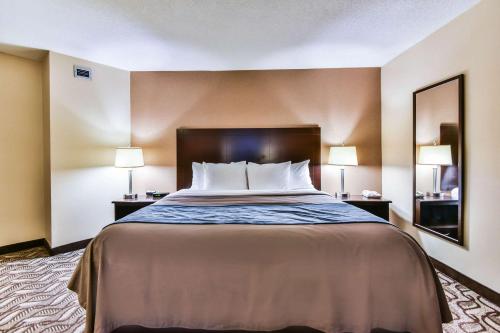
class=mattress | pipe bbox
[68,190,451,333]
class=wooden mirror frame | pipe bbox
[412,74,465,245]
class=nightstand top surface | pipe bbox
[112,195,163,204]
[341,195,392,203]
[113,194,390,204]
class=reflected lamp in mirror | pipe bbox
[115,147,144,199]
[328,146,358,199]
[418,144,452,197]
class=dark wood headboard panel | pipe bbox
[176,126,321,190]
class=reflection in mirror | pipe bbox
[413,75,464,245]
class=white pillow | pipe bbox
[247,162,291,190]
[289,160,314,190]
[203,161,248,190]
[190,162,204,190]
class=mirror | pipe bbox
[413,75,464,245]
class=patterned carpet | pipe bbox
[0,247,498,333]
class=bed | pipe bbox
[69,127,451,333]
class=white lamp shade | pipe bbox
[418,145,452,166]
[328,146,358,166]
[115,147,144,168]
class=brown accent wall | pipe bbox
[131,68,381,194]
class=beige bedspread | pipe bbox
[68,193,451,333]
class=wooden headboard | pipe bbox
[176,126,321,190]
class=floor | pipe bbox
[0,247,498,333]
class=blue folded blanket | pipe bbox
[112,202,387,226]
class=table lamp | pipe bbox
[328,146,358,199]
[115,147,144,199]
[418,144,452,197]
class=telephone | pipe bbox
[416,191,424,198]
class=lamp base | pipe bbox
[336,192,350,199]
[123,193,138,199]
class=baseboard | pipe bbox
[0,238,47,255]
[49,238,92,255]
[0,238,92,256]
[430,256,499,306]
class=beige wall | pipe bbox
[0,52,46,246]
[47,52,130,247]
[131,68,381,195]
[382,0,500,292]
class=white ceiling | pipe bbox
[0,0,478,71]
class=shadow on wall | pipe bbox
[50,102,130,170]
[132,71,302,166]
[390,208,421,243]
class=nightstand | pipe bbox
[415,197,459,239]
[112,195,160,220]
[342,195,392,220]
